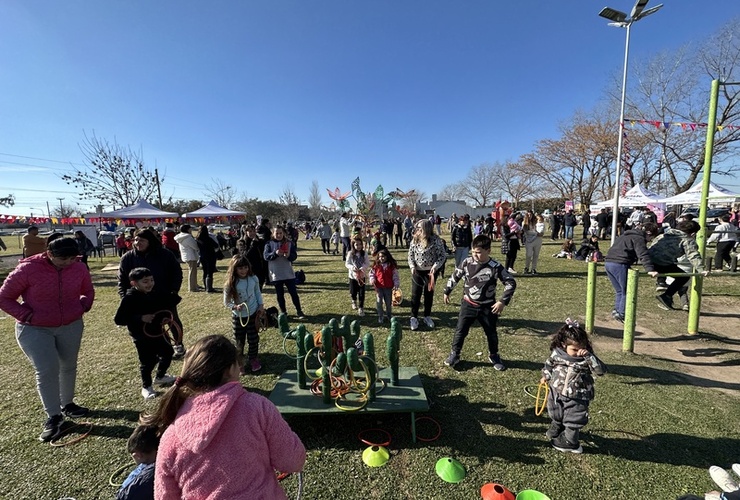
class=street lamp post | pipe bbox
[599,0,663,245]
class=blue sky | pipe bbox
[1,1,739,217]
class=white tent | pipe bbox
[592,183,661,209]
[657,181,740,205]
[181,200,246,218]
[99,200,179,219]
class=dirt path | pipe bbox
[593,295,740,396]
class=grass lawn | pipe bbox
[0,237,738,499]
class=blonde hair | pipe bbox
[412,219,434,248]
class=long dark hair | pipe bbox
[372,248,397,269]
[140,335,237,435]
[224,255,253,304]
[549,320,594,352]
[135,228,163,252]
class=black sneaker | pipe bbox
[488,353,506,371]
[39,414,63,442]
[61,402,89,419]
[611,310,625,323]
[444,351,460,368]
[656,293,673,311]
[551,434,583,454]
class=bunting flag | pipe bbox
[625,118,740,132]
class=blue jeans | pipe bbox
[564,225,574,239]
[454,247,469,267]
[605,261,628,316]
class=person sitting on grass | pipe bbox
[116,424,159,500]
[553,239,576,259]
[676,463,740,500]
[574,235,601,261]
[442,234,516,371]
[114,267,179,400]
[540,318,606,454]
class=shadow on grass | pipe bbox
[583,431,740,467]
[608,363,740,391]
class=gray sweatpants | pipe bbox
[546,386,590,443]
[16,319,84,417]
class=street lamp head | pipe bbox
[634,4,663,21]
[629,0,650,19]
[599,6,627,23]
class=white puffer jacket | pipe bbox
[175,232,200,262]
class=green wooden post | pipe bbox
[363,333,376,402]
[387,317,402,385]
[623,268,639,352]
[321,325,333,404]
[585,262,596,335]
[689,79,719,334]
[295,325,307,389]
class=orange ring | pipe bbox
[358,428,391,448]
[50,421,93,447]
[414,416,441,442]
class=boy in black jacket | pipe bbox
[114,267,179,399]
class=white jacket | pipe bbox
[174,232,200,262]
[708,222,739,243]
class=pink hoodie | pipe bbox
[0,253,94,326]
[155,381,305,500]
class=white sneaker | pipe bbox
[733,463,740,478]
[423,316,435,328]
[141,386,156,399]
[358,308,365,317]
[154,374,176,385]
[709,466,739,492]
[351,301,357,310]
[507,268,517,274]
[173,344,186,359]
[410,317,419,331]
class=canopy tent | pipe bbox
[592,183,661,209]
[181,200,246,218]
[99,200,179,219]
[657,181,740,205]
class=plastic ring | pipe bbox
[414,416,442,442]
[358,428,392,448]
[109,461,137,487]
[50,421,94,447]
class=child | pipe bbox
[553,238,576,258]
[540,319,606,454]
[442,234,516,370]
[116,425,159,500]
[142,335,306,499]
[369,248,400,325]
[345,236,370,316]
[263,226,305,319]
[330,227,340,255]
[223,255,264,373]
[114,267,179,399]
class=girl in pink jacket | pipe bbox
[0,237,94,441]
[142,335,305,500]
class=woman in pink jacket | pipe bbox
[143,335,305,500]
[0,237,95,442]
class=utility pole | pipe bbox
[46,201,52,230]
[57,197,65,228]
[155,168,163,208]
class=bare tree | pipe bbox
[496,160,538,208]
[52,203,80,218]
[437,183,464,202]
[308,180,322,219]
[459,163,502,207]
[204,178,237,208]
[62,132,161,207]
[0,194,14,207]
[519,110,617,206]
[279,184,301,222]
[610,17,740,194]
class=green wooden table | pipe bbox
[269,366,430,442]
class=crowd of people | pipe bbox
[0,204,738,499]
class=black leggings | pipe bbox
[410,269,437,318]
